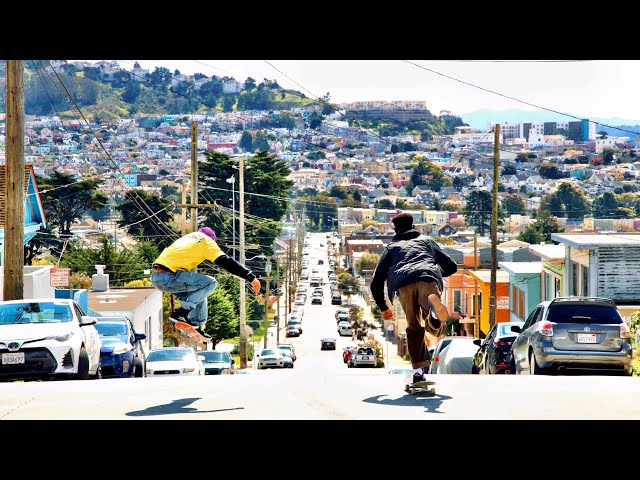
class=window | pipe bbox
[581,265,589,296]
[453,290,461,312]
[518,290,525,319]
[571,262,579,296]
[511,285,517,314]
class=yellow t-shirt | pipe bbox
[154,232,224,272]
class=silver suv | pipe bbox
[510,297,633,376]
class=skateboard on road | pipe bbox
[404,379,436,395]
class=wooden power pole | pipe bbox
[4,60,25,301]
[190,121,198,233]
[489,124,500,329]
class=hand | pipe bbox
[251,278,262,295]
[381,309,394,321]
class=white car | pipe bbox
[436,338,480,374]
[257,348,286,369]
[0,298,102,381]
[145,347,205,376]
[338,325,353,337]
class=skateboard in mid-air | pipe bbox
[404,379,436,395]
[173,321,210,342]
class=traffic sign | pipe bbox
[50,267,70,287]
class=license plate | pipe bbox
[362,356,368,360]
[2,352,25,365]
[577,333,596,343]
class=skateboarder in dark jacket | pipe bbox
[370,213,457,384]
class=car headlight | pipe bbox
[183,367,195,373]
[45,332,73,342]
[112,343,133,354]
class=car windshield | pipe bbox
[261,349,277,356]
[147,349,192,362]
[499,323,523,336]
[94,322,128,336]
[199,351,228,362]
[0,301,73,325]
[547,305,623,324]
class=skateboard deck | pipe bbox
[173,321,209,343]
[404,379,436,395]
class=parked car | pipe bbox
[321,338,337,350]
[145,347,205,376]
[335,308,348,319]
[279,349,295,368]
[277,343,297,362]
[389,367,414,375]
[336,313,350,324]
[343,345,357,363]
[349,346,376,368]
[94,316,146,378]
[437,338,479,374]
[471,321,524,374]
[294,295,306,306]
[199,350,236,375]
[338,324,353,337]
[287,319,303,334]
[286,326,301,337]
[510,297,633,376]
[0,299,102,381]
[257,348,286,369]
[429,336,476,374]
[331,293,342,305]
[311,294,323,305]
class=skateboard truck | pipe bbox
[404,380,436,395]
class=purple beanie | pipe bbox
[198,227,217,240]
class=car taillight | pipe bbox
[620,323,630,339]
[434,355,439,361]
[494,340,513,346]
[540,321,554,336]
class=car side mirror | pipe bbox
[231,358,235,364]
[135,333,146,341]
[198,355,206,361]
[473,339,482,347]
[511,326,522,333]
[80,315,97,326]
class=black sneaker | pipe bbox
[195,327,212,340]
[169,307,192,323]
[412,371,425,384]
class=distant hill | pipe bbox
[459,108,640,135]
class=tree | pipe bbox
[355,252,380,276]
[602,148,615,165]
[253,131,270,152]
[515,153,528,163]
[539,162,562,179]
[203,285,238,347]
[62,236,147,286]
[222,95,235,112]
[239,130,253,152]
[37,172,109,235]
[517,210,563,243]
[502,165,517,176]
[540,182,591,220]
[198,151,293,267]
[502,194,526,215]
[390,144,399,154]
[244,77,256,90]
[116,189,177,249]
[462,190,493,236]
[597,130,608,139]
[373,198,395,209]
[308,111,323,130]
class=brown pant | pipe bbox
[397,281,443,370]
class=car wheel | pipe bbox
[134,358,145,377]
[509,355,517,374]
[471,364,479,374]
[75,346,90,380]
[529,350,545,375]
[484,360,491,375]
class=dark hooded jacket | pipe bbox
[370,229,458,312]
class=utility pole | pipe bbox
[489,124,500,329]
[263,257,271,348]
[276,258,281,345]
[238,154,248,369]
[4,60,25,301]
[190,121,198,233]
[474,232,479,338]
[181,181,187,236]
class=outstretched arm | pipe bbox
[213,254,261,294]
[370,248,391,313]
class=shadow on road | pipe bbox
[362,392,451,414]
[126,397,244,417]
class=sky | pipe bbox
[111,60,640,122]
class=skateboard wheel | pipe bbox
[404,384,410,392]
[430,388,436,395]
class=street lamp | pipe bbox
[225,175,235,260]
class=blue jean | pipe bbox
[151,270,218,327]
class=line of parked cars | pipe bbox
[430,296,635,376]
